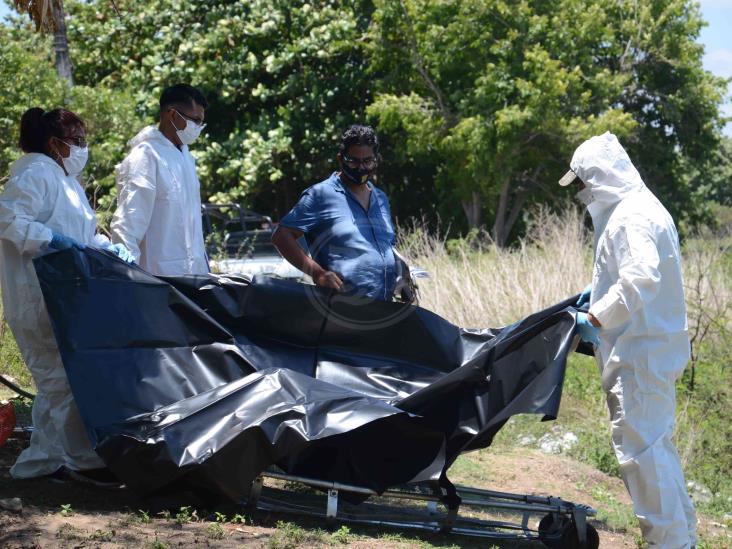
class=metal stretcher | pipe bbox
[244,469,600,548]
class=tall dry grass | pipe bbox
[399,207,593,327]
[398,208,732,495]
[400,208,732,337]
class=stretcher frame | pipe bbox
[244,469,598,546]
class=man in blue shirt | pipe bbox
[272,125,397,301]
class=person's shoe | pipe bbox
[66,467,123,488]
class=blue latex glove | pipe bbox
[49,232,85,251]
[576,283,592,307]
[576,312,600,346]
[106,243,135,263]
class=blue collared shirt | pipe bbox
[279,172,397,300]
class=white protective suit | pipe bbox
[111,126,208,276]
[571,132,696,548]
[0,153,110,478]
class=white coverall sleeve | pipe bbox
[110,146,157,261]
[0,170,53,255]
[589,222,661,330]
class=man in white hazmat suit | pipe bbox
[560,132,696,547]
[0,107,132,482]
[111,84,209,275]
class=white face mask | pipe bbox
[172,109,205,145]
[576,186,593,206]
[62,144,89,176]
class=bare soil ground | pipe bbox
[0,433,715,548]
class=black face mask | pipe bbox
[342,164,372,185]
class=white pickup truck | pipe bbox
[202,204,307,281]
[202,204,428,302]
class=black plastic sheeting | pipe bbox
[34,248,584,504]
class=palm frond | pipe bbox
[13,0,63,33]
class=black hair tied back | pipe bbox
[18,107,86,156]
[19,107,49,154]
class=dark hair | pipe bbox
[339,125,379,156]
[19,108,86,154]
[159,84,209,113]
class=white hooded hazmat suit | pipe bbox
[111,126,208,276]
[0,153,110,478]
[570,132,696,547]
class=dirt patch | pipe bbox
[0,431,704,548]
[450,448,637,548]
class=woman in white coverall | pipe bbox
[560,132,697,548]
[0,108,132,482]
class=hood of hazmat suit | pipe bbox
[571,132,696,547]
[111,126,208,276]
[0,153,108,477]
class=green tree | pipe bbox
[5,0,725,238]
[609,0,728,233]
[65,85,143,229]
[367,0,727,244]
[708,137,732,207]
[0,23,66,182]
[12,0,75,84]
[0,18,141,228]
[65,0,374,218]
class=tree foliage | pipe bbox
[66,0,373,218]
[705,137,732,208]
[12,0,61,32]
[0,16,142,230]
[0,23,65,178]
[368,0,727,243]
[0,0,728,243]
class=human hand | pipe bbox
[49,232,85,251]
[314,270,344,291]
[576,312,600,346]
[106,243,135,263]
[576,283,592,307]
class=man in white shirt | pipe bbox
[111,84,209,275]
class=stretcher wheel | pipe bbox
[539,513,599,549]
[560,521,600,549]
[538,513,567,547]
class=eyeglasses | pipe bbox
[342,154,378,170]
[55,136,88,148]
[173,108,206,128]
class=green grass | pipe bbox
[502,347,732,521]
[267,521,325,549]
[375,532,463,549]
[205,522,225,540]
[2,231,731,547]
[490,353,620,478]
[144,538,170,549]
[0,317,33,399]
[590,484,638,532]
[55,523,84,541]
[174,505,197,525]
[490,338,732,547]
[89,529,115,542]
